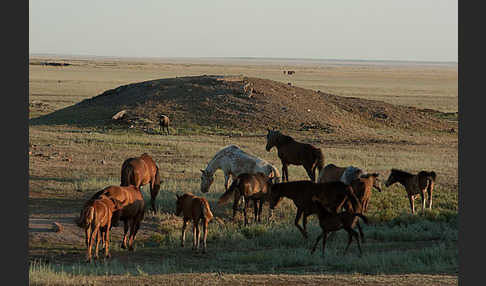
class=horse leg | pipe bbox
[428,183,433,209]
[94,226,100,260]
[294,208,307,239]
[258,200,263,223]
[356,222,365,243]
[321,231,329,257]
[166,125,170,135]
[129,219,142,251]
[302,213,309,235]
[420,191,426,212]
[202,219,208,253]
[121,219,129,249]
[282,162,289,182]
[311,232,323,254]
[86,227,94,263]
[304,164,315,182]
[149,182,159,213]
[243,198,250,226]
[344,228,362,257]
[253,199,259,224]
[104,224,111,258]
[181,219,188,247]
[408,195,415,214]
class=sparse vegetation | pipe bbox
[29,57,458,285]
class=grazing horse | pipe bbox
[385,169,436,214]
[84,185,145,251]
[317,164,363,185]
[268,180,362,239]
[200,144,280,194]
[121,153,161,212]
[77,196,123,262]
[176,193,214,253]
[265,129,324,182]
[217,172,275,225]
[310,199,368,257]
[159,115,170,135]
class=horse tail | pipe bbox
[120,160,135,187]
[312,148,325,174]
[154,165,161,191]
[77,205,95,228]
[201,199,214,221]
[217,178,239,205]
[345,185,364,214]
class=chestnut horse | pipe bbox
[77,196,123,262]
[121,153,161,212]
[81,185,145,251]
[176,193,214,253]
[265,129,324,182]
[385,169,436,214]
[217,172,275,225]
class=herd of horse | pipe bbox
[76,129,437,262]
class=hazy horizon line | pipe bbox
[29,52,458,65]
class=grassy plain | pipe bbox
[29,56,458,285]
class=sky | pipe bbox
[29,1,458,62]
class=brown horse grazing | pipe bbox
[217,172,275,226]
[159,115,170,135]
[265,129,324,182]
[385,169,437,214]
[176,193,214,253]
[268,180,362,239]
[121,153,161,212]
[317,164,363,185]
[77,196,123,262]
[310,200,368,257]
[85,185,145,251]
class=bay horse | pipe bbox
[159,114,170,135]
[81,185,145,251]
[77,196,123,262]
[317,164,363,185]
[121,153,161,212]
[385,169,436,214]
[217,172,275,225]
[200,144,280,194]
[176,193,214,253]
[265,129,324,182]
[268,180,362,239]
[310,199,368,257]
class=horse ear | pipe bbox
[200,169,205,173]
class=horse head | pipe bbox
[371,173,382,192]
[384,170,398,187]
[175,194,183,216]
[265,129,279,152]
[200,169,214,193]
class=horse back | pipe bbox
[318,164,345,183]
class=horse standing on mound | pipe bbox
[176,193,214,253]
[265,129,324,182]
[159,114,170,135]
[200,144,280,194]
[217,172,275,225]
[384,169,436,214]
[121,153,161,212]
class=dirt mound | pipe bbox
[31,75,455,135]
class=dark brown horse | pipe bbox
[121,153,161,212]
[310,199,368,257]
[217,172,275,225]
[385,169,436,214]
[265,129,324,182]
[176,193,214,253]
[268,180,362,239]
